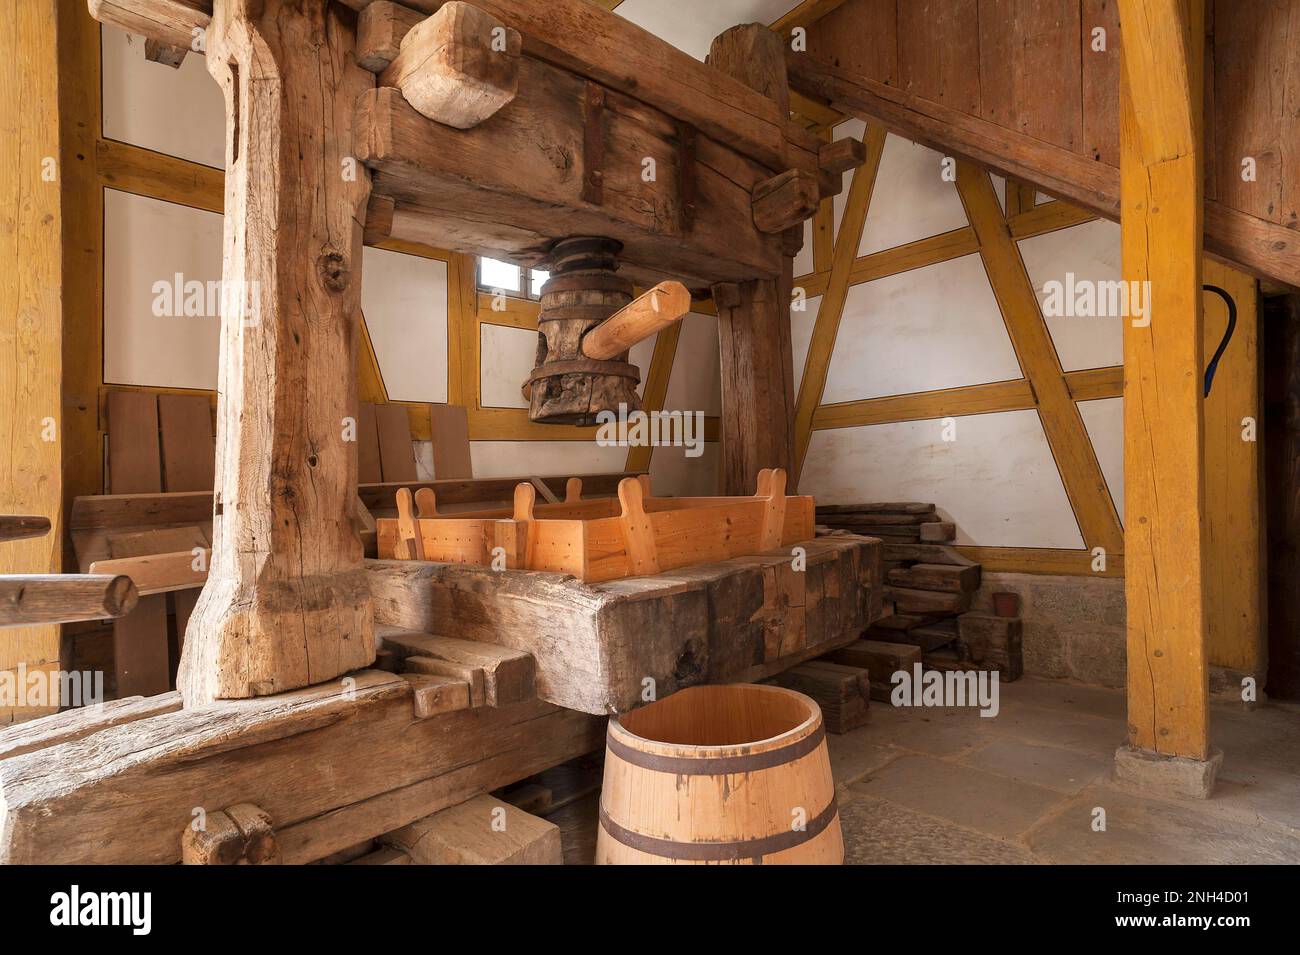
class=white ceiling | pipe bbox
[614,0,804,60]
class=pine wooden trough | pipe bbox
[376,469,815,583]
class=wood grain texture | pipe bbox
[380,1,521,129]
[366,534,880,714]
[0,670,604,864]
[178,0,376,703]
[157,393,215,492]
[2,0,65,717]
[795,3,1300,287]
[710,23,800,496]
[1119,0,1210,759]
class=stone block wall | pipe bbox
[972,573,1127,687]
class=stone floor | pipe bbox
[833,676,1300,864]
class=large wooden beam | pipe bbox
[1118,0,1213,773]
[785,48,1300,289]
[87,0,209,50]
[92,0,828,191]
[0,671,604,864]
[348,0,825,184]
[355,77,780,286]
[2,0,65,721]
[177,1,376,703]
[367,535,880,714]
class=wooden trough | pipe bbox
[377,469,813,583]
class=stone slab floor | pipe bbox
[833,676,1300,864]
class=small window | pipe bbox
[478,257,549,301]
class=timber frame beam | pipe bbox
[1118,0,1213,769]
[785,44,1300,290]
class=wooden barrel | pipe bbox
[596,684,843,865]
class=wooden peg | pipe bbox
[395,488,425,560]
[565,477,583,503]
[181,803,280,865]
[414,487,438,518]
[380,1,522,129]
[618,478,660,576]
[513,482,536,521]
[759,468,788,551]
[580,281,692,360]
[751,168,820,234]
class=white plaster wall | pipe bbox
[101,28,226,169]
[663,312,721,416]
[479,323,535,410]
[650,442,721,496]
[104,190,223,389]
[1018,218,1123,371]
[362,248,448,404]
[831,126,969,256]
[614,0,801,59]
[791,293,821,393]
[858,135,969,255]
[821,253,1022,403]
[1078,396,1124,521]
[800,411,1085,549]
[469,440,630,478]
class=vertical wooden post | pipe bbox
[179,0,376,702]
[1117,0,1218,792]
[708,24,797,495]
[0,0,65,721]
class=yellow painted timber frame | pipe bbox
[1,0,65,722]
[1118,0,1210,759]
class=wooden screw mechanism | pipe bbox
[526,238,691,424]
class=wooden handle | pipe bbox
[0,574,138,628]
[581,281,691,360]
[0,516,51,543]
[513,482,536,521]
[617,478,660,576]
[564,477,583,503]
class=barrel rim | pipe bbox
[608,683,823,762]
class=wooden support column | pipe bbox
[708,24,797,495]
[1,0,65,722]
[1116,0,1217,791]
[179,0,376,702]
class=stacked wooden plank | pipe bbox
[767,660,871,733]
[816,502,954,545]
[817,502,1022,681]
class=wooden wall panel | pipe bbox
[978,0,1084,152]
[896,0,981,113]
[1201,261,1264,676]
[1210,0,1292,226]
[809,0,898,86]
[1081,0,1122,165]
